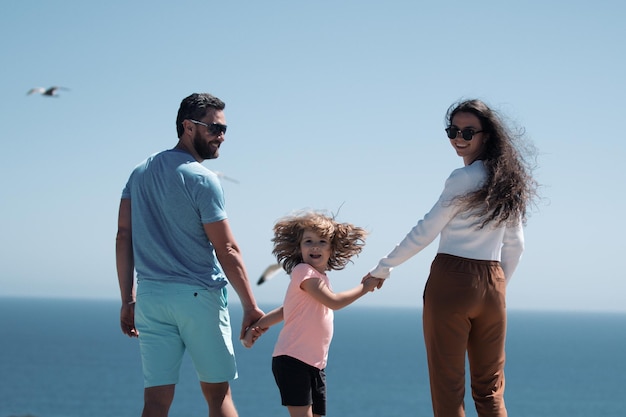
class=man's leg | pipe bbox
[142,384,175,417]
[200,381,238,417]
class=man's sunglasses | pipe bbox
[445,127,483,141]
[190,119,228,136]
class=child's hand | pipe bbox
[241,324,266,348]
[362,274,385,292]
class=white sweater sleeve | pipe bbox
[368,168,474,279]
[500,221,524,284]
[369,162,525,280]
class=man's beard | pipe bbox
[193,131,219,160]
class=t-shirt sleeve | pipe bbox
[369,167,480,279]
[194,173,227,224]
[121,170,136,200]
[291,264,322,287]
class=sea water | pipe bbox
[0,297,624,417]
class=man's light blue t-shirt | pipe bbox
[122,149,228,289]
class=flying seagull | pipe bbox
[215,171,240,184]
[26,86,70,97]
[257,263,283,285]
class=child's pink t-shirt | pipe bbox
[272,263,334,369]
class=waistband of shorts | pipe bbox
[137,279,213,294]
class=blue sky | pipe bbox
[1,0,624,312]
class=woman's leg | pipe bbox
[467,263,508,417]
[423,254,481,417]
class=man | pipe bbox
[116,93,264,417]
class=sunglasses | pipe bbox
[189,119,228,136]
[445,127,483,141]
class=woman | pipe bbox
[365,99,537,417]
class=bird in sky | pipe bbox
[257,263,283,285]
[215,171,240,184]
[26,86,70,97]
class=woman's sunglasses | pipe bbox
[445,127,483,141]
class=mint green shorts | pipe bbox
[135,280,237,387]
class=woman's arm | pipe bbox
[501,222,525,284]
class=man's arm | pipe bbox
[241,306,284,348]
[204,219,264,338]
[115,198,138,337]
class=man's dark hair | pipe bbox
[176,93,225,137]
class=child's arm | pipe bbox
[241,306,284,348]
[254,306,284,329]
[300,276,378,311]
[363,273,386,289]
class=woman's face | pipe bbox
[448,111,487,165]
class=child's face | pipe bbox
[300,229,332,273]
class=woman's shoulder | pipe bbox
[444,161,486,195]
[449,161,486,181]
[451,160,485,176]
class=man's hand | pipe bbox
[120,303,138,337]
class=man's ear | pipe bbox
[181,119,195,135]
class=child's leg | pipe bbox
[273,356,326,416]
[287,405,314,417]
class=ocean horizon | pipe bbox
[1,297,625,417]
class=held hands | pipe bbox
[362,273,385,291]
[241,323,268,348]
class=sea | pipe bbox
[0,297,624,417]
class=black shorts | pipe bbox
[272,355,327,416]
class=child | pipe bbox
[243,210,379,417]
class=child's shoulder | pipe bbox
[292,263,313,274]
[292,263,325,279]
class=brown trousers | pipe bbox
[423,254,508,417]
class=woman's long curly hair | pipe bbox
[272,211,367,274]
[447,99,538,228]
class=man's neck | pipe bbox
[174,140,202,162]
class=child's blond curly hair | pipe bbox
[272,210,367,274]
